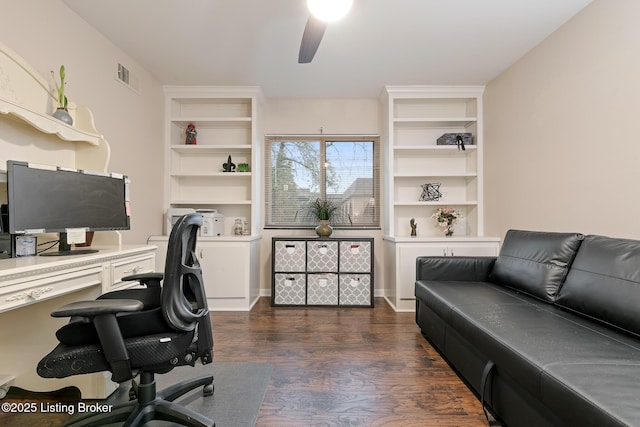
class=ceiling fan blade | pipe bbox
[298,15,327,63]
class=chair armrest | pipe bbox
[51,299,143,318]
[120,272,163,288]
[51,299,143,383]
[416,256,497,282]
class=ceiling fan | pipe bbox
[298,0,353,63]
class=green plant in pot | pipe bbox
[51,65,73,125]
[308,198,338,237]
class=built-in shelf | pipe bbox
[393,117,478,127]
[170,144,252,152]
[394,172,477,178]
[381,85,499,313]
[170,172,252,177]
[394,145,478,152]
[394,201,478,206]
[170,200,252,205]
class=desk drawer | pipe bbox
[109,254,155,292]
[0,266,103,313]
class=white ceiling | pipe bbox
[63,0,593,99]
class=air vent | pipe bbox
[116,63,140,94]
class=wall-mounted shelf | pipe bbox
[0,99,102,145]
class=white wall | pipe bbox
[260,98,385,293]
[484,0,640,240]
[0,0,165,245]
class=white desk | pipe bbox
[0,245,156,398]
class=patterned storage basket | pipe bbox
[307,240,338,272]
[339,274,371,306]
[307,274,339,305]
[274,240,306,272]
[339,241,372,272]
[274,273,306,305]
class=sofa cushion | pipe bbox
[488,229,583,302]
[556,234,640,337]
[541,362,640,427]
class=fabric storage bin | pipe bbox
[307,240,338,272]
[274,240,306,272]
[339,241,372,272]
[307,273,338,305]
[339,274,371,306]
[273,273,306,305]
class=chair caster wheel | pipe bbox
[203,383,214,396]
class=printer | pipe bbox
[165,208,224,236]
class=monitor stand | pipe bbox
[39,232,99,256]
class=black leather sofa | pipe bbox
[415,229,640,427]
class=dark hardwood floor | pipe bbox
[211,297,489,427]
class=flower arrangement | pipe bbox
[431,207,463,236]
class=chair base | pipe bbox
[62,372,214,427]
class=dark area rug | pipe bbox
[0,362,272,427]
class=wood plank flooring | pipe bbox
[211,297,489,427]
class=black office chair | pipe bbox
[37,213,215,426]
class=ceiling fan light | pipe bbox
[307,0,353,23]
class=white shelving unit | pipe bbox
[157,86,264,311]
[164,86,263,237]
[381,86,500,311]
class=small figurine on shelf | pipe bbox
[410,218,417,237]
[185,123,197,144]
[223,155,236,172]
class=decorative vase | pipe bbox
[315,220,333,238]
[445,224,454,237]
[52,108,73,125]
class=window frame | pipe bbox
[264,135,381,230]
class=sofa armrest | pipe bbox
[416,256,497,282]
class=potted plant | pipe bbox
[308,197,338,237]
[51,65,73,125]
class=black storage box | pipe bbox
[436,133,473,146]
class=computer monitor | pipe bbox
[7,160,130,256]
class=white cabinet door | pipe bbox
[394,240,500,311]
[197,242,247,299]
[444,243,500,257]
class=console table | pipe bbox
[0,245,156,398]
[272,236,374,307]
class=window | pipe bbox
[265,136,380,228]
